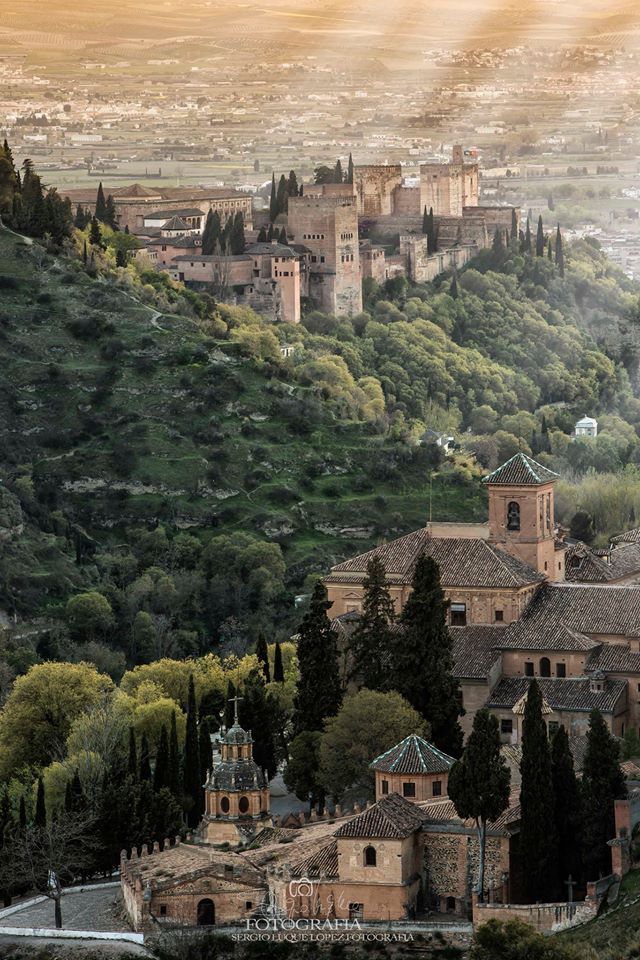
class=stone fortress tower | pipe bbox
[199,696,271,844]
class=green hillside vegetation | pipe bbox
[557,867,640,960]
[2,201,640,667]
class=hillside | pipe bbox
[2,224,640,665]
[0,228,482,647]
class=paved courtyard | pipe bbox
[0,885,129,932]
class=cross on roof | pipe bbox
[229,693,244,725]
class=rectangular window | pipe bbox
[159,904,167,916]
[245,901,253,910]
[402,781,416,798]
[495,610,504,622]
[556,663,566,678]
[524,662,534,676]
[432,780,442,797]
[349,904,364,921]
[501,719,513,735]
[381,779,389,794]
[450,602,466,627]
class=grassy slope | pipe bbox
[0,230,483,613]
[557,868,640,960]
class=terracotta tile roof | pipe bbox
[487,676,627,715]
[146,207,205,219]
[290,839,339,879]
[566,542,640,583]
[451,626,504,679]
[419,797,521,833]
[482,453,558,486]
[334,793,425,840]
[326,531,543,588]
[495,620,600,653]
[371,735,455,775]
[125,842,265,890]
[419,799,461,823]
[515,583,640,639]
[611,527,640,545]
[247,827,300,849]
[586,643,640,674]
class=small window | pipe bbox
[495,610,504,622]
[507,501,520,531]
[349,903,364,921]
[450,602,467,627]
[524,662,534,677]
[220,796,230,814]
[432,780,442,797]
[402,781,416,798]
[540,657,551,678]
[159,904,167,916]
[556,663,566,678]
[364,846,377,867]
[544,561,548,571]
[239,796,250,814]
[381,779,389,795]
[245,901,253,910]
[501,719,513,735]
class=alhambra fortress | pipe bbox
[66,146,515,324]
[121,453,640,935]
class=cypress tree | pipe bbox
[347,152,354,185]
[276,174,288,216]
[267,222,274,242]
[278,226,287,244]
[523,217,532,254]
[293,582,342,734]
[536,214,545,257]
[348,557,395,691]
[66,770,85,815]
[34,777,46,828]
[257,225,268,243]
[89,215,102,247]
[288,169,299,198]
[168,711,180,800]
[127,727,137,778]
[551,726,583,895]
[105,194,118,229]
[74,204,86,229]
[240,671,279,780]
[510,207,518,245]
[64,779,73,812]
[547,238,553,260]
[555,224,565,278]
[581,709,626,878]
[154,725,169,792]
[19,795,26,831]
[95,182,107,222]
[450,274,459,300]
[422,205,429,235]
[198,717,212,790]
[519,680,556,902]
[183,674,201,827]
[256,634,271,683]
[116,247,127,268]
[391,554,463,757]
[82,240,87,266]
[229,211,245,255]
[426,207,436,255]
[448,708,510,901]
[201,209,216,255]
[269,173,278,222]
[334,158,343,183]
[139,734,152,782]
[273,641,285,683]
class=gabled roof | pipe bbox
[482,453,558,486]
[290,839,338,879]
[451,625,506,679]
[161,216,189,231]
[495,620,600,653]
[371,735,455,775]
[334,793,425,840]
[512,583,640,640]
[110,183,161,199]
[611,527,640,546]
[326,531,543,589]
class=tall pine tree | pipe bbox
[293,582,342,734]
[127,727,138,778]
[348,557,395,691]
[391,554,463,757]
[139,734,152,783]
[269,173,278,222]
[95,182,107,222]
[168,711,180,801]
[448,708,510,901]
[183,674,201,827]
[519,680,556,901]
[535,214,545,257]
[154,726,169,793]
[273,641,285,683]
[347,153,355,185]
[256,634,271,683]
[551,725,583,895]
[581,709,626,878]
[555,224,565,278]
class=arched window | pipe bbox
[197,898,215,926]
[540,657,551,677]
[364,846,377,867]
[220,796,230,814]
[507,501,520,531]
[239,796,250,814]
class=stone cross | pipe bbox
[564,874,576,904]
[229,693,244,725]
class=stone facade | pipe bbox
[287,190,362,316]
[400,237,478,283]
[354,165,403,216]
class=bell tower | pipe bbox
[200,695,271,844]
[483,453,564,582]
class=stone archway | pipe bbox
[197,898,215,926]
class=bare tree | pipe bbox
[0,812,96,928]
